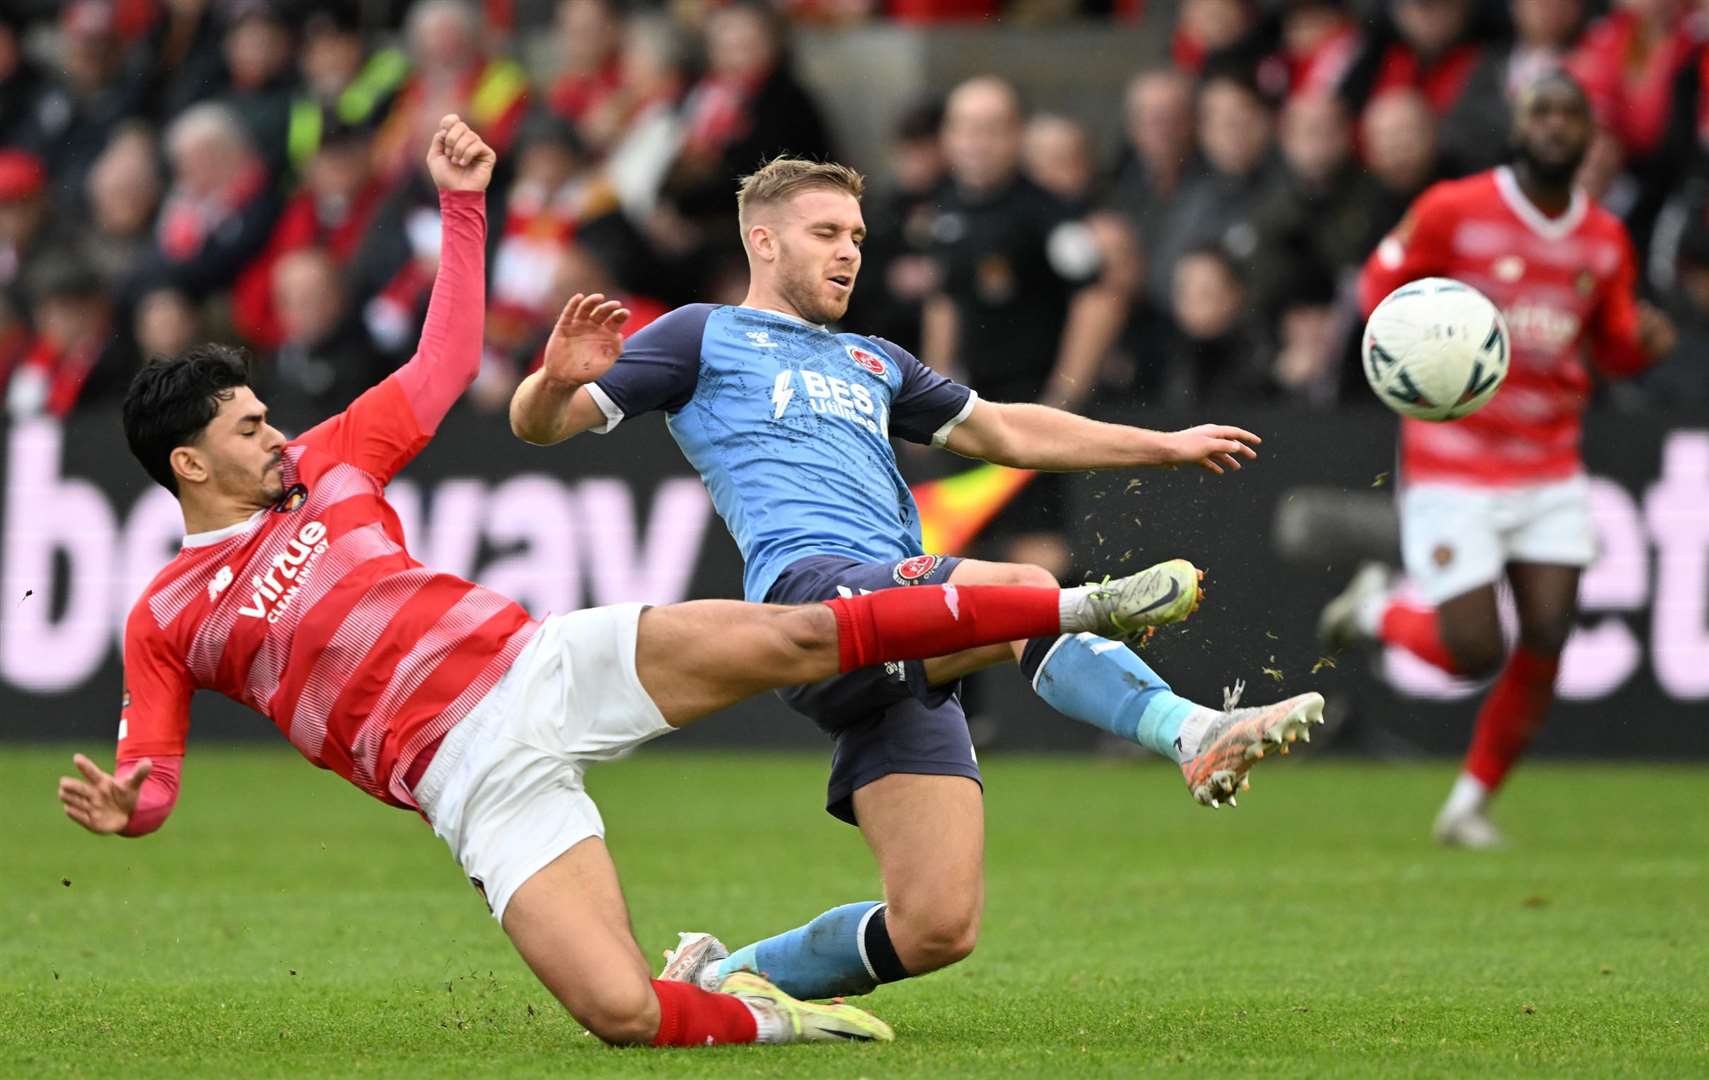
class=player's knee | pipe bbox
[1007,562,1060,590]
[572,980,662,1046]
[1449,638,1505,680]
[773,604,838,667]
[890,904,980,972]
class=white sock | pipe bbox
[1355,589,1389,638]
[742,999,787,1044]
[1442,772,1490,819]
[1058,585,1095,632]
[1172,706,1218,762]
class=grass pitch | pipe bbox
[2,748,1705,1078]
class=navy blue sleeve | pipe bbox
[876,338,977,446]
[588,304,712,432]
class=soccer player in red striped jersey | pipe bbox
[1319,72,1676,847]
[55,116,1204,1049]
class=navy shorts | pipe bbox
[765,553,980,825]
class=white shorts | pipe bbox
[411,603,672,923]
[1399,475,1598,605]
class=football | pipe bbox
[1362,277,1510,421]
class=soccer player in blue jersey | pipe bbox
[510,158,1322,1005]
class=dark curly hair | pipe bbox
[122,344,252,495]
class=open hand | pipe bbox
[425,114,496,193]
[1164,424,1261,475]
[58,754,150,834]
[541,292,631,388]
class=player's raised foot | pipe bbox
[1318,562,1391,653]
[659,931,729,991]
[1432,807,1504,849]
[717,971,895,1043]
[1080,558,1204,640]
[1180,690,1325,807]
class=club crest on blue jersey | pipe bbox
[892,554,943,585]
[847,345,888,377]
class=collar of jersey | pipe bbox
[182,507,267,549]
[1493,165,1587,241]
[736,304,829,332]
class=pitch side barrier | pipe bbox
[0,408,1703,758]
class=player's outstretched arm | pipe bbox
[392,115,495,431]
[57,754,180,836]
[510,292,629,445]
[943,399,1260,475]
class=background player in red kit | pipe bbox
[53,114,1191,1049]
[1321,71,1676,848]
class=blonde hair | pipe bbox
[736,157,864,230]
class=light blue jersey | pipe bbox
[590,304,976,601]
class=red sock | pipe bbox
[650,979,758,1047]
[1378,600,1462,674]
[1462,646,1559,791]
[825,584,1059,673]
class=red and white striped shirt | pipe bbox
[116,190,533,816]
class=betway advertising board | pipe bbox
[0,408,1703,757]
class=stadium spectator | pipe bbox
[1276,0,1363,101]
[349,169,444,359]
[597,16,688,218]
[371,0,530,182]
[1570,0,1694,165]
[1024,114,1099,208]
[1166,243,1274,404]
[265,246,385,422]
[1341,0,1483,128]
[1112,67,1196,391]
[7,255,121,418]
[40,0,152,215]
[1171,0,1259,75]
[1113,69,1196,265]
[232,117,386,349]
[480,112,632,406]
[146,0,229,122]
[0,14,58,155]
[662,1,832,225]
[547,0,626,146]
[1271,264,1349,406]
[1361,88,1442,234]
[133,286,201,363]
[1439,0,1588,176]
[842,99,945,351]
[1147,69,1277,320]
[286,6,409,175]
[924,75,1123,578]
[83,123,164,287]
[215,0,297,174]
[132,102,281,303]
[0,151,54,321]
[1023,113,1144,395]
[1242,92,1381,325]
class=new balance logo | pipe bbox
[208,565,234,601]
[237,520,330,623]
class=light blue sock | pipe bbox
[717,901,887,999]
[1023,633,1203,760]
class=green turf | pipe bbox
[2,748,1705,1078]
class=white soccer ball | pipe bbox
[1362,277,1510,422]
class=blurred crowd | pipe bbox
[1,0,1706,435]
